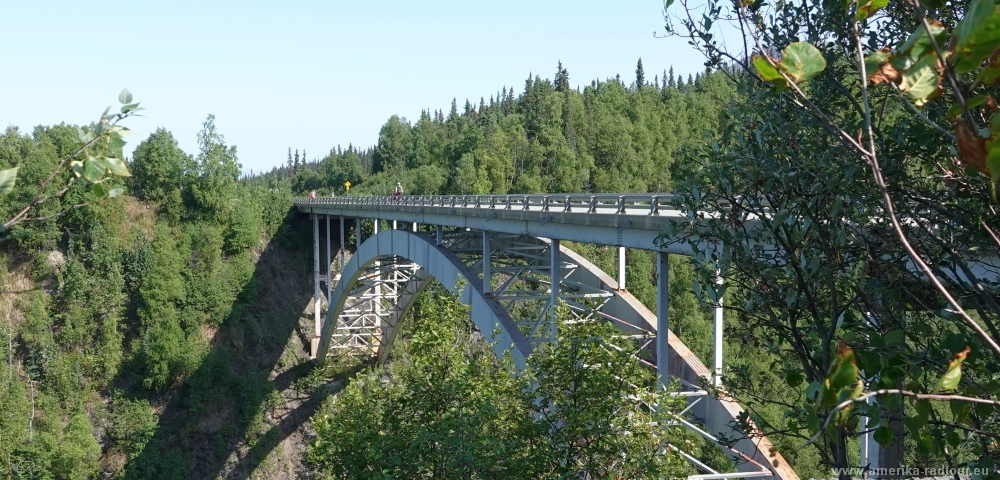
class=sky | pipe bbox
[1,1,713,175]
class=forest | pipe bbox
[4,0,1000,477]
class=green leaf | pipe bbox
[82,156,107,183]
[103,157,131,177]
[771,210,790,228]
[779,42,827,83]
[873,425,894,447]
[120,102,140,113]
[92,182,107,197]
[856,0,888,21]
[985,120,1000,186]
[0,166,18,195]
[822,341,861,408]
[108,135,127,152]
[894,22,948,71]
[785,369,804,387]
[119,88,133,104]
[934,345,971,392]
[806,381,823,401]
[108,187,124,198]
[884,329,905,346]
[978,60,1000,84]
[950,399,971,422]
[753,55,789,90]
[77,128,94,144]
[952,0,1000,73]
[898,54,942,106]
[915,398,932,417]
[864,50,893,78]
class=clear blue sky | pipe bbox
[1,1,709,174]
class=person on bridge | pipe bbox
[392,182,404,200]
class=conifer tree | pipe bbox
[287,148,293,178]
[668,66,676,88]
[294,149,300,174]
[635,58,645,90]
[555,61,570,92]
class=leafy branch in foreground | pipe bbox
[663,0,1000,474]
[1,89,141,235]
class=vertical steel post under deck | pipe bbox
[436,225,442,246]
[713,267,724,388]
[339,216,346,271]
[483,231,491,296]
[357,218,363,244]
[656,251,669,391]
[618,246,626,290]
[312,214,321,358]
[549,239,560,340]
[325,215,332,303]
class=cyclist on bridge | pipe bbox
[392,182,404,200]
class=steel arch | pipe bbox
[316,228,534,367]
[317,227,796,480]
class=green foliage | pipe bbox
[287,63,734,197]
[108,395,159,460]
[309,286,689,479]
[190,115,241,219]
[129,128,194,203]
[668,0,1000,472]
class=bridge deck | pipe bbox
[295,194,715,254]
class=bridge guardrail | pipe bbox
[295,193,692,217]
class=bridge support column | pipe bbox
[436,225,442,246]
[392,220,397,230]
[412,222,417,232]
[549,239,560,340]
[339,216,346,272]
[326,215,332,302]
[357,217,363,244]
[713,267,724,388]
[373,219,381,320]
[656,251,669,392]
[483,231,491,296]
[618,246,626,291]
[311,215,321,358]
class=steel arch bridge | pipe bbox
[296,194,799,480]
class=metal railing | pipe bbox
[295,193,684,217]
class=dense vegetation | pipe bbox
[0,62,751,479]
[0,111,296,478]
[663,0,1000,475]
[6,0,1000,470]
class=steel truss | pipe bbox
[318,224,779,479]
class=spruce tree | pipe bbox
[555,61,570,92]
[635,58,645,90]
[286,148,293,178]
[668,66,676,88]
[294,149,300,174]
